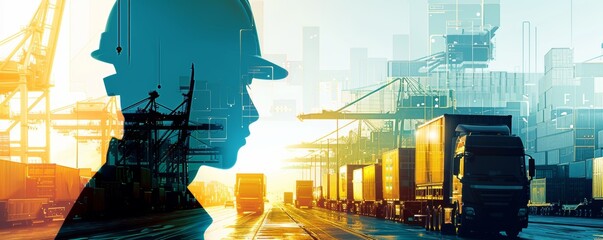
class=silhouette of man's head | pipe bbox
[94,0,287,182]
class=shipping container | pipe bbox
[594,157,603,200]
[352,169,363,201]
[598,131,603,148]
[0,160,27,200]
[339,164,367,201]
[0,198,48,223]
[312,187,323,201]
[535,165,559,179]
[187,181,205,204]
[415,114,512,188]
[569,161,586,178]
[328,173,337,201]
[321,173,329,200]
[27,164,82,202]
[295,180,313,208]
[586,158,593,179]
[362,164,382,201]
[132,167,152,190]
[382,148,415,201]
[79,168,93,178]
[530,178,592,204]
[283,192,293,205]
[93,188,106,214]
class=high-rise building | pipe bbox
[349,48,368,90]
[393,34,410,61]
[409,0,429,59]
[303,26,320,113]
[368,58,388,85]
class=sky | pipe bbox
[1,0,603,194]
[261,0,603,72]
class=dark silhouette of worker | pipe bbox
[56,0,287,238]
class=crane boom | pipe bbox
[0,0,65,163]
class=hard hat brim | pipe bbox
[245,55,288,80]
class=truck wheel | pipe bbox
[436,208,442,231]
[456,225,469,237]
[425,207,431,231]
[431,207,437,231]
[505,228,520,238]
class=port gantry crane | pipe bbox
[296,76,454,150]
[106,64,223,195]
[288,76,454,187]
[293,26,502,165]
[0,0,66,163]
[1,1,123,165]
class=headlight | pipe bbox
[518,208,527,216]
[465,207,475,216]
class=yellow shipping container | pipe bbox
[0,160,27,200]
[594,157,603,200]
[415,117,444,185]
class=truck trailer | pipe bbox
[352,164,383,217]
[283,192,293,205]
[339,164,367,212]
[295,180,313,208]
[381,148,420,223]
[235,173,266,214]
[0,161,89,226]
[415,114,535,237]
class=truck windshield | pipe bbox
[465,155,525,178]
[239,182,261,197]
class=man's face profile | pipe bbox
[94,0,287,179]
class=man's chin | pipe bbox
[220,159,236,170]
[217,146,242,170]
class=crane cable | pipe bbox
[116,0,131,57]
[116,0,122,54]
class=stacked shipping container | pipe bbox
[0,160,27,200]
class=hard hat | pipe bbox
[92,0,287,81]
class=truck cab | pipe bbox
[295,180,313,208]
[451,124,535,237]
[235,173,266,214]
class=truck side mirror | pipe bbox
[453,153,461,176]
[528,157,535,180]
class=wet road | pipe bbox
[0,203,602,239]
[285,205,603,240]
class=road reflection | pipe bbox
[204,203,267,239]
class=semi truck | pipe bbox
[313,114,536,237]
[295,180,313,208]
[283,192,293,205]
[235,173,266,214]
[416,114,535,237]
